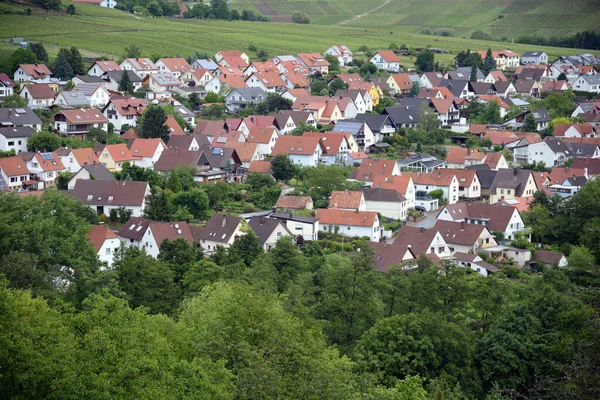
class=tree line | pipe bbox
[517,30,600,51]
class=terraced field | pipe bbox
[229,0,600,39]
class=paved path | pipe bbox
[336,0,391,26]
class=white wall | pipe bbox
[365,199,408,221]
[0,135,28,153]
[98,237,121,267]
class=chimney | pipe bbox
[260,216,265,224]
[460,221,465,230]
[222,215,227,227]
[513,167,517,176]
[355,209,359,214]
[420,227,425,233]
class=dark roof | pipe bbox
[74,75,105,84]
[370,242,415,272]
[167,135,196,151]
[196,213,242,243]
[270,212,318,224]
[571,157,600,176]
[277,110,314,125]
[0,126,34,138]
[248,216,287,245]
[383,105,420,125]
[354,113,396,132]
[530,108,550,123]
[362,187,406,203]
[332,120,364,135]
[398,97,429,108]
[82,162,116,181]
[544,138,573,156]
[199,145,239,169]
[434,220,490,246]
[118,217,151,241]
[493,81,512,93]
[565,142,599,158]
[534,250,565,265]
[149,221,194,246]
[455,66,485,81]
[439,79,469,97]
[104,70,142,83]
[563,175,587,186]
[71,179,148,206]
[439,201,518,232]
[154,149,202,171]
[469,82,494,95]
[0,107,42,127]
[490,168,534,197]
[394,226,440,256]
[473,169,497,189]
[452,252,498,272]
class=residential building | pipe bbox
[87,225,121,267]
[476,50,521,70]
[271,135,323,167]
[534,250,568,269]
[316,208,384,242]
[348,158,400,184]
[0,156,31,190]
[0,107,42,131]
[329,190,366,211]
[249,216,293,251]
[270,212,319,241]
[57,147,100,173]
[521,51,548,65]
[155,58,192,78]
[87,60,121,76]
[362,187,409,221]
[434,220,497,254]
[128,138,166,168]
[372,175,415,209]
[71,179,150,217]
[142,73,183,91]
[119,58,159,78]
[489,168,538,203]
[246,126,279,156]
[452,252,498,276]
[196,213,246,255]
[302,131,350,165]
[368,51,401,72]
[0,126,34,153]
[97,143,138,171]
[394,226,451,258]
[296,53,330,74]
[323,45,354,66]
[19,84,56,109]
[100,70,143,91]
[370,242,416,272]
[13,64,52,83]
[527,138,573,166]
[67,162,116,190]
[21,151,66,188]
[50,108,109,135]
[102,98,147,130]
[406,169,460,204]
[224,87,267,113]
[275,195,313,211]
[0,73,15,100]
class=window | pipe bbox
[105,248,111,255]
[276,232,282,238]
[8,141,14,146]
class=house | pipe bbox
[71,83,110,107]
[20,151,66,188]
[0,156,31,190]
[447,67,484,82]
[522,51,548,65]
[475,50,521,70]
[527,138,573,166]
[430,98,461,125]
[493,81,517,98]
[394,226,451,258]
[119,58,159,78]
[0,73,15,100]
[0,107,42,131]
[483,70,508,84]
[204,73,247,94]
[534,250,568,269]
[155,58,192,78]
[274,193,314,211]
[332,120,374,151]
[142,73,183,91]
[87,60,121,76]
[72,75,105,86]
[100,70,143,91]
[370,242,417,272]
[296,53,330,74]
[489,168,537,203]
[439,79,472,99]
[434,220,497,254]
[87,225,121,267]
[437,201,528,240]
[452,252,498,276]
[571,157,600,178]
[420,72,445,89]
[368,51,401,72]
[217,141,263,168]
[0,126,34,154]
[397,153,446,172]
[324,45,353,66]
[293,96,342,124]
[572,75,600,93]
[335,89,366,113]
[542,80,571,92]
[316,208,384,242]
[502,108,550,131]
[215,51,250,65]
[13,64,52,83]
[372,175,415,209]
[97,143,138,172]
[354,114,396,142]
[50,108,109,136]
[249,216,293,251]
[348,158,400,184]
[302,131,350,165]
[270,212,319,241]
[452,169,481,199]
[445,148,486,169]
[565,142,600,158]
[57,147,100,173]
[192,58,219,71]
[224,87,267,113]
[387,73,417,95]
[484,152,509,170]
[117,217,193,258]
[180,68,213,87]
[67,162,116,190]
[53,90,90,108]
[196,213,246,255]
[102,98,147,130]
[382,105,420,129]
[513,80,542,98]
[19,84,56,109]
[71,179,150,217]
[405,169,460,204]
[71,0,116,8]
[245,71,288,94]
[271,135,323,167]
[246,126,278,156]
[128,138,166,168]
[554,123,596,138]
[329,190,366,211]
[362,187,409,221]
[218,55,249,69]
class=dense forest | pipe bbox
[1,185,599,399]
[517,30,600,51]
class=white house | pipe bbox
[87,60,121,76]
[224,87,268,113]
[87,225,121,268]
[57,147,100,173]
[19,84,55,109]
[102,98,147,130]
[119,58,159,78]
[50,108,109,136]
[71,179,150,217]
[527,138,573,166]
[395,226,452,258]
[271,135,323,167]
[73,83,111,107]
[249,216,293,251]
[0,126,33,154]
[71,0,117,8]
[128,138,166,168]
[572,74,600,93]
[316,208,384,242]
[368,51,401,72]
[302,131,350,165]
[372,175,415,210]
[67,162,116,190]
[155,58,192,78]
[0,156,31,190]
[246,126,278,156]
[521,51,548,65]
[195,213,246,255]
[434,220,498,254]
[452,252,498,276]
[270,212,319,241]
[410,169,460,204]
[0,73,15,100]
[20,151,66,188]
[138,221,194,258]
[13,64,52,83]
[362,187,409,221]
[323,45,354,66]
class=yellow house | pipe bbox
[489,169,537,204]
[368,82,383,107]
[98,143,138,172]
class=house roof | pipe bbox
[271,135,321,156]
[247,126,277,144]
[490,168,535,196]
[452,252,498,272]
[57,90,88,106]
[329,190,364,209]
[440,201,518,232]
[164,115,185,135]
[52,108,108,125]
[362,187,406,203]
[445,148,486,164]
[106,98,147,116]
[0,73,15,88]
[373,51,400,63]
[0,126,34,139]
[353,158,397,181]
[383,105,420,125]
[489,70,508,81]
[158,58,192,73]
[535,250,565,265]
[87,225,118,251]
[215,74,247,89]
[550,167,587,184]
[248,216,288,246]
[145,73,183,87]
[302,131,346,154]
[154,149,201,171]
[217,141,258,163]
[248,159,271,173]
[248,70,287,88]
[194,119,227,136]
[389,73,415,91]
[23,83,56,100]
[71,179,148,206]
[554,123,595,137]
[32,152,65,171]
[149,221,194,246]
[129,138,165,158]
[315,208,377,227]
[394,226,439,256]
[543,138,573,157]
[122,58,158,71]
[18,64,52,78]
[196,213,243,243]
[105,70,142,83]
[0,156,30,176]
[483,152,505,169]
[90,60,121,72]
[500,196,534,212]
[104,143,137,162]
[370,242,415,272]
[117,217,151,241]
[81,162,116,181]
[452,169,478,186]
[296,53,330,68]
[354,114,395,133]
[276,195,312,210]
[421,72,445,87]
[371,175,412,194]
[331,73,364,86]
[71,147,100,166]
[476,49,521,59]
[565,142,599,158]
[434,220,490,246]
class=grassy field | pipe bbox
[0,2,592,68]
[230,0,600,38]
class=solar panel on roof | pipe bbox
[212,148,221,154]
[40,153,54,160]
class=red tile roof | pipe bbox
[129,138,165,158]
[329,190,363,210]
[34,152,65,172]
[104,143,137,162]
[297,53,330,68]
[18,64,52,79]
[71,148,100,166]
[87,225,118,252]
[372,175,412,194]
[248,160,271,173]
[316,208,377,227]
[158,58,192,73]
[0,156,29,176]
[276,195,312,210]
[247,126,277,144]
[52,108,108,125]
[354,158,397,181]
[271,135,321,156]
[375,51,400,63]
[165,115,184,135]
[445,148,486,164]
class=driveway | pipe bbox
[406,210,439,229]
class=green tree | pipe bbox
[522,113,538,132]
[482,100,502,124]
[55,171,74,190]
[360,61,377,75]
[147,0,163,17]
[66,4,76,15]
[168,187,209,219]
[137,105,170,142]
[143,186,170,221]
[567,246,596,275]
[230,232,263,267]
[63,46,85,76]
[27,131,61,152]
[205,180,234,210]
[124,44,141,58]
[29,42,48,63]
[325,54,340,72]
[8,48,37,75]
[557,72,567,81]
[270,153,294,182]
[329,77,348,95]
[409,81,420,97]
[1,93,27,108]
[53,50,73,80]
[415,49,435,72]
[469,63,478,81]
[291,11,310,24]
[416,102,440,131]
[118,69,133,93]
[523,204,553,244]
[210,0,229,19]
[482,48,495,75]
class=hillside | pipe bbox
[0,1,593,66]
[229,0,600,39]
